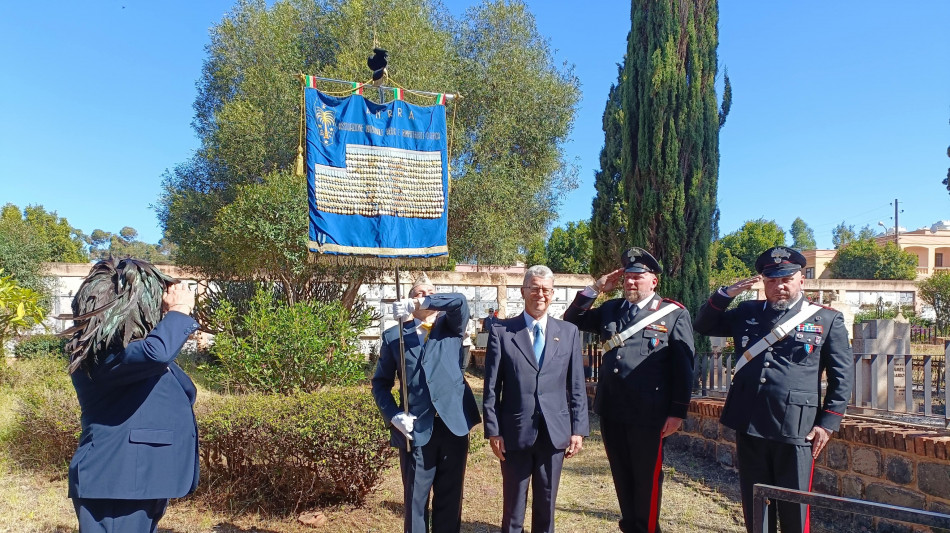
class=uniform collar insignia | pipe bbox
[746,318,759,325]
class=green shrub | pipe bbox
[0,355,67,389]
[0,269,47,356]
[5,361,79,472]
[197,387,395,513]
[207,288,372,393]
[14,333,66,359]
[853,305,917,325]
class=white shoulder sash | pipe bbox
[734,302,822,374]
[601,303,679,352]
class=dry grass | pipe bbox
[0,371,745,532]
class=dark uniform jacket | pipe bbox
[694,291,854,445]
[372,293,481,448]
[564,293,694,428]
[68,311,200,500]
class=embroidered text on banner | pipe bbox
[305,88,449,259]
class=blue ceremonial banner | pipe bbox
[305,88,449,262]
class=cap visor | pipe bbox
[761,265,802,278]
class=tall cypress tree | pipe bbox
[590,62,628,276]
[621,0,729,313]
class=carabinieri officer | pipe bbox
[564,247,694,533]
[693,246,853,533]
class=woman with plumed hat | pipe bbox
[63,257,200,532]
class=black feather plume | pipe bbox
[64,257,175,374]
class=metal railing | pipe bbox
[587,343,949,427]
[695,352,733,397]
[752,483,950,533]
[910,325,950,344]
[852,352,948,428]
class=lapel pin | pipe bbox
[554,337,560,342]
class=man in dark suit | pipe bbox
[693,246,854,533]
[65,258,200,533]
[483,265,589,533]
[372,276,482,533]
[564,247,694,533]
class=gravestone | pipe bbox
[852,319,911,410]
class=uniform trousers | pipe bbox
[499,418,565,533]
[736,432,814,533]
[399,415,470,533]
[600,415,665,533]
[73,497,168,533]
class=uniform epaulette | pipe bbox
[662,298,685,309]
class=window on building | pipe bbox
[805,267,815,279]
[937,253,943,267]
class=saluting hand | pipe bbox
[163,282,195,315]
[594,268,625,293]
[724,275,761,298]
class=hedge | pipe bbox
[196,387,394,513]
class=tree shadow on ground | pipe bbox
[554,503,621,523]
[160,524,281,533]
[663,445,741,503]
[380,499,403,516]
[461,520,500,532]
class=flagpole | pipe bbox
[387,71,411,453]
[394,265,411,452]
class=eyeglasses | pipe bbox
[523,287,554,296]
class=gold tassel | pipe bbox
[295,145,305,177]
[296,73,306,177]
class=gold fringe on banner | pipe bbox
[308,252,448,269]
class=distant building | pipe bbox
[802,249,837,279]
[873,221,950,278]
[802,220,950,280]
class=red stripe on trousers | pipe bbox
[804,456,815,533]
[648,437,664,533]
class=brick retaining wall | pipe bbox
[669,398,950,533]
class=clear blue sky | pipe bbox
[1,1,948,251]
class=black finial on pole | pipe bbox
[368,48,388,84]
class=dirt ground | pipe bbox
[0,371,745,533]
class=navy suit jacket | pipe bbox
[372,293,481,448]
[482,314,589,451]
[68,311,200,500]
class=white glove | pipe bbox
[391,298,418,322]
[391,412,416,441]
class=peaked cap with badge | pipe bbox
[755,246,807,278]
[621,247,662,274]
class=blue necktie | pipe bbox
[620,302,637,329]
[533,322,545,366]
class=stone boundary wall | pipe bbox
[673,398,950,532]
[38,263,596,354]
